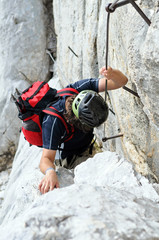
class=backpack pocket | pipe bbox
[22,114,43,147]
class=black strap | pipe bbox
[89,137,96,155]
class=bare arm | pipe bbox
[98,66,128,92]
[39,149,59,194]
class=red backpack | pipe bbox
[12,81,79,147]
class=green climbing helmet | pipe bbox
[72,90,109,128]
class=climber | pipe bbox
[39,66,128,194]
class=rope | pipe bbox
[102,0,151,142]
[105,12,110,101]
[103,12,110,139]
[107,0,151,26]
[108,0,137,11]
[105,1,140,98]
[102,10,123,142]
[109,0,121,11]
[105,13,110,70]
[129,0,151,26]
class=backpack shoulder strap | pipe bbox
[42,106,74,142]
[43,107,69,133]
[42,87,79,142]
[57,87,79,96]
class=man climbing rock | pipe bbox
[39,66,128,194]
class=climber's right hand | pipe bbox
[39,169,60,194]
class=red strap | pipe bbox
[43,107,69,134]
[57,93,76,97]
[64,125,74,142]
[57,88,79,95]
[42,87,78,142]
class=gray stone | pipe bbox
[0,0,159,180]
[0,143,159,240]
[0,0,50,171]
[0,169,11,209]
[53,0,159,178]
[1,1,159,239]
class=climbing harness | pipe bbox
[102,0,151,142]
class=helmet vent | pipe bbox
[75,98,81,109]
[84,94,92,104]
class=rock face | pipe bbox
[0,135,159,239]
[0,0,159,177]
[53,0,159,178]
[0,0,50,171]
[0,169,11,209]
[1,1,159,239]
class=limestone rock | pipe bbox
[0,138,159,239]
[1,1,159,238]
[74,151,159,201]
[53,0,159,178]
[0,0,50,171]
[0,169,11,209]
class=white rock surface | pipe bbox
[74,151,159,201]
[0,134,159,239]
[0,0,159,179]
[0,170,11,209]
[0,0,49,170]
[1,1,159,239]
[53,0,159,178]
